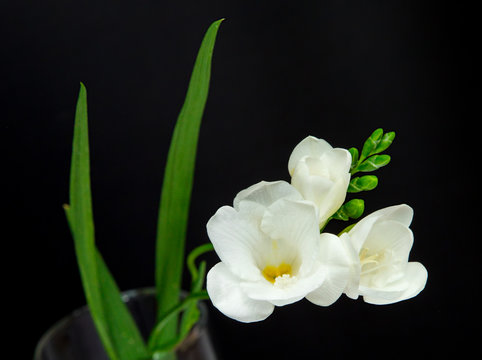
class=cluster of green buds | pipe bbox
[329,129,395,229]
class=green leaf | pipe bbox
[66,83,149,360]
[360,128,383,161]
[373,131,395,154]
[356,154,391,172]
[332,199,365,221]
[154,19,224,347]
[347,175,378,193]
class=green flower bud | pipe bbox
[357,154,391,172]
[348,147,359,171]
[348,175,378,193]
[332,199,365,221]
[361,128,383,160]
[373,131,395,155]
[343,199,365,219]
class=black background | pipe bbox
[3,1,479,359]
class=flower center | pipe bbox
[359,248,385,275]
[262,263,292,284]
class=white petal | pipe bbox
[316,174,350,224]
[339,233,361,299]
[207,263,275,322]
[319,148,352,178]
[206,206,267,281]
[233,180,302,211]
[365,204,413,224]
[306,233,351,306]
[288,136,333,175]
[396,262,428,301]
[241,264,327,306]
[348,204,414,254]
[260,199,320,275]
[361,262,428,305]
[291,152,351,225]
[383,204,414,226]
[292,162,333,206]
[364,220,414,263]
[359,285,405,304]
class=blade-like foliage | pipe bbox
[66,83,149,360]
[154,19,224,347]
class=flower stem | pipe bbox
[147,291,209,353]
[187,243,214,281]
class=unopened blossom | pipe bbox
[340,204,428,304]
[206,181,350,322]
[288,136,352,227]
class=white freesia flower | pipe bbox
[206,181,350,322]
[288,136,352,227]
[340,204,428,304]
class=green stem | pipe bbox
[187,243,214,280]
[147,291,209,353]
[338,223,356,236]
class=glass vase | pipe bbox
[34,288,217,360]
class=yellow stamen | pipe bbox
[262,263,292,284]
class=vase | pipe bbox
[34,288,217,360]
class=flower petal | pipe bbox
[339,233,361,299]
[306,233,351,306]
[316,174,351,225]
[288,136,333,175]
[241,264,327,307]
[396,262,428,301]
[206,206,267,281]
[233,180,302,211]
[364,219,414,263]
[348,204,414,254]
[291,162,333,205]
[260,199,320,275]
[207,263,275,322]
[290,149,351,225]
[361,262,428,305]
[358,285,405,304]
[319,148,352,177]
[384,204,414,226]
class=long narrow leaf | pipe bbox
[154,19,223,347]
[67,83,149,360]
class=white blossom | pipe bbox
[340,204,428,304]
[288,136,351,227]
[206,181,350,322]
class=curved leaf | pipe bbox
[154,19,224,348]
[66,83,149,360]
